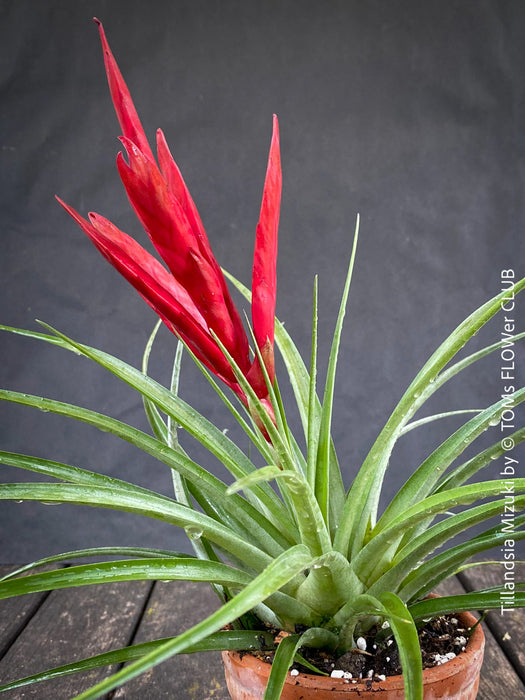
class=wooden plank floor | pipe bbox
[0,564,523,699]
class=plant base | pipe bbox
[222,610,484,699]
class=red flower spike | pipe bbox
[56,197,241,390]
[58,20,282,427]
[94,18,155,164]
[156,128,250,364]
[156,128,217,266]
[248,115,281,395]
[116,137,249,370]
[115,138,200,275]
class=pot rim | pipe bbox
[223,607,485,692]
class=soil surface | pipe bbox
[248,614,473,685]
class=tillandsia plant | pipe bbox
[1,18,525,700]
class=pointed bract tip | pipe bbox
[55,195,78,217]
[93,17,109,47]
[55,194,69,210]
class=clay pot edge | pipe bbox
[222,607,485,694]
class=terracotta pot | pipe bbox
[222,609,484,699]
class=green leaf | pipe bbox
[331,592,407,649]
[209,330,321,536]
[400,409,482,436]
[244,319,294,453]
[263,591,317,628]
[141,320,168,442]
[227,465,284,494]
[264,634,301,700]
[191,348,275,467]
[275,318,347,533]
[0,450,175,503]
[0,547,192,582]
[367,496,525,594]
[0,482,272,573]
[448,580,525,596]
[223,273,346,535]
[71,545,314,699]
[434,427,525,493]
[0,446,279,571]
[296,551,363,617]
[379,593,422,700]
[399,516,525,602]
[41,322,261,483]
[331,594,423,699]
[0,390,289,557]
[293,652,328,675]
[160,340,256,605]
[0,630,276,693]
[335,276,525,559]
[393,425,525,552]
[352,479,525,583]
[376,387,525,532]
[255,625,338,700]
[210,328,299,476]
[409,590,525,620]
[431,330,525,397]
[315,216,359,526]
[0,559,252,599]
[228,466,331,556]
[1,323,296,543]
[188,349,300,565]
[394,496,525,569]
[306,276,319,490]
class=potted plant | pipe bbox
[0,19,524,700]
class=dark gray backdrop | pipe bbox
[1,0,524,562]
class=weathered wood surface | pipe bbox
[459,562,525,686]
[435,565,525,700]
[111,580,229,700]
[0,566,55,660]
[0,565,151,699]
[0,563,522,698]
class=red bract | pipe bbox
[57,19,281,411]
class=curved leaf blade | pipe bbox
[0,630,276,693]
[336,276,525,558]
[72,545,314,700]
[315,216,359,526]
[0,559,252,599]
[0,547,193,582]
[0,483,272,572]
[409,590,525,620]
[379,593,422,700]
[0,390,290,555]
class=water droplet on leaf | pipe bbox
[185,526,203,541]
